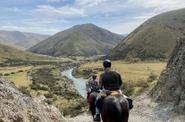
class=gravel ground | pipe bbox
[64,93,185,122]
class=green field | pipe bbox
[76,60,166,96]
[80,61,166,81]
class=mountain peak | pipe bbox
[29,24,123,56]
[71,23,99,31]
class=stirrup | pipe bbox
[94,114,101,121]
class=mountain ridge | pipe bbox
[29,23,124,56]
[0,30,49,49]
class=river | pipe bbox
[61,68,87,98]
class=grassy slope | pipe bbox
[0,43,63,65]
[108,8,185,60]
[0,44,42,61]
[0,66,32,87]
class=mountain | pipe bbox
[151,37,185,114]
[0,30,49,49]
[108,8,185,60]
[29,23,124,56]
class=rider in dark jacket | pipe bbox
[87,75,99,98]
[94,59,123,121]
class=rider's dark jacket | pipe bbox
[99,69,122,91]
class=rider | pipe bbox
[94,59,123,121]
[87,74,99,98]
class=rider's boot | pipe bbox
[94,114,100,121]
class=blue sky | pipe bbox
[0,0,185,35]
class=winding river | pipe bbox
[61,69,87,98]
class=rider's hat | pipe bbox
[103,59,111,68]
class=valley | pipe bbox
[0,4,185,122]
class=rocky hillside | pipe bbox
[0,77,65,122]
[151,37,185,114]
[29,23,123,56]
[0,30,49,49]
[108,8,185,60]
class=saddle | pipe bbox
[100,90,121,97]
[98,90,133,110]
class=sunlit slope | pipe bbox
[108,8,185,60]
[0,43,52,63]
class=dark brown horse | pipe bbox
[88,93,129,122]
[87,92,97,119]
[101,95,129,122]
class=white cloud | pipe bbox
[128,0,185,13]
[0,25,60,35]
[2,0,185,35]
[33,5,86,17]
[75,0,108,7]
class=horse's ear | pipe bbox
[127,98,133,109]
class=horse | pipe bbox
[88,92,130,122]
[87,91,97,119]
[101,95,129,122]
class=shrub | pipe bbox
[44,93,54,98]
[147,72,158,82]
[30,83,40,90]
[11,72,15,74]
[4,73,10,76]
[45,99,52,105]
[122,81,135,96]
[19,86,31,97]
[18,70,24,72]
[136,79,149,88]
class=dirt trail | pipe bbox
[65,93,185,122]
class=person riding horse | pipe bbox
[87,74,99,99]
[94,59,123,121]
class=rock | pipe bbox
[151,37,185,114]
[0,77,65,122]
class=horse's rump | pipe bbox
[87,92,97,116]
[101,95,129,122]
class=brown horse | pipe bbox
[87,92,97,119]
[101,95,129,122]
[88,93,130,122]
